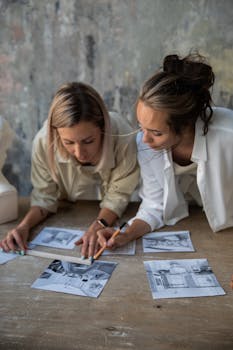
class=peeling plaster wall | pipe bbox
[0,0,233,195]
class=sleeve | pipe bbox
[100,134,140,217]
[128,132,165,230]
[30,132,59,213]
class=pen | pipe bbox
[93,222,127,261]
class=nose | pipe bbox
[142,129,153,144]
[73,143,85,159]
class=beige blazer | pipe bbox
[30,112,139,217]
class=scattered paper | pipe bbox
[144,258,225,299]
[31,259,117,298]
[30,227,83,249]
[0,251,18,264]
[143,230,194,252]
[102,239,136,255]
[31,226,136,255]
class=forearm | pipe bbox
[98,218,152,250]
[97,208,118,226]
[17,206,50,230]
[1,206,50,252]
[124,219,151,241]
[89,207,118,232]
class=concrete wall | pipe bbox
[1,0,233,195]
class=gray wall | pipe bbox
[1,0,233,195]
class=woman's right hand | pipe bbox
[96,227,116,250]
[0,225,29,252]
[97,227,131,250]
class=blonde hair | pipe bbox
[47,82,111,181]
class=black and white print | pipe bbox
[144,259,225,299]
[31,260,117,298]
[31,227,83,249]
[143,231,194,252]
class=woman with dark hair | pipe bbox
[98,53,233,249]
[0,82,139,258]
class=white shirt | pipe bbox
[174,162,202,206]
[131,107,233,232]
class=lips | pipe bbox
[78,159,89,163]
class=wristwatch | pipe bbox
[97,218,109,228]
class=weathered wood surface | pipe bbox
[0,198,233,350]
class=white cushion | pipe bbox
[0,116,14,170]
[0,174,18,224]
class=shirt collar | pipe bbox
[191,119,207,162]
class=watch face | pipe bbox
[98,218,108,228]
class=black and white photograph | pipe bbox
[144,259,225,299]
[30,227,83,249]
[103,239,136,256]
[143,231,195,252]
[0,250,18,264]
[31,260,117,298]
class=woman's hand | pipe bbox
[75,208,118,259]
[75,220,103,259]
[97,219,152,251]
[0,224,29,252]
[75,229,98,259]
[0,206,49,254]
[97,227,131,250]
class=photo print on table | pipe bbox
[143,231,195,253]
[144,258,225,299]
[0,250,18,264]
[30,227,84,249]
[31,260,118,298]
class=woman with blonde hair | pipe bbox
[97,53,233,249]
[1,82,139,258]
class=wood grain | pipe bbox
[1,199,233,350]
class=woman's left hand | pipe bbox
[75,209,118,259]
[75,222,101,259]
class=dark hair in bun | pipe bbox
[139,52,215,135]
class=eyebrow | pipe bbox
[63,136,95,142]
[147,127,162,133]
[138,123,162,133]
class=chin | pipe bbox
[151,146,163,151]
[78,160,91,164]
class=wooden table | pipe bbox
[1,198,233,350]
